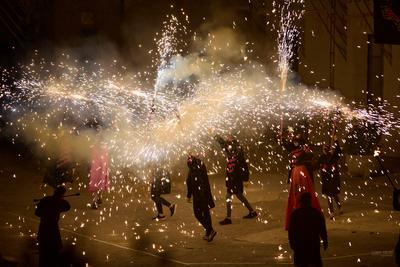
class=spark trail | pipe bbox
[1,9,400,262]
[0,10,399,174]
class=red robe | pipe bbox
[88,144,110,193]
[285,148,322,230]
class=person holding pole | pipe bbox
[35,186,71,267]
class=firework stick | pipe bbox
[279,67,287,142]
[279,113,284,143]
[33,192,80,203]
[330,108,339,146]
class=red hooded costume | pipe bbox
[285,147,322,230]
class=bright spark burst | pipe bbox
[1,7,400,263]
[276,0,304,92]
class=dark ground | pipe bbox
[0,143,399,267]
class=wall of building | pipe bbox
[299,0,400,154]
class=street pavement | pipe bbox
[0,148,399,267]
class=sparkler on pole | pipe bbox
[33,192,80,203]
[2,2,400,173]
[276,0,304,141]
[152,12,189,126]
[330,107,340,146]
[4,5,400,249]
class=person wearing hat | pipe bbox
[35,186,71,267]
[281,133,315,184]
[285,134,322,230]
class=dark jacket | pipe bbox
[317,142,342,196]
[151,169,171,196]
[289,206,328,267]
[187,157,215,209]
[35,196,70,250]
[215,135,249,193]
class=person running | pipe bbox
[215,134,257,225]
[186,154,217,242]
[35,186,71,267]
[151,166,176,220]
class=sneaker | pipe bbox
[219,218,232,225]
[152,214,166,221]
[243,211,257,219]
[207,230,217,242]
[170,204,177,216]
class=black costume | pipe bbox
[35,188,71,267]
[151,168,174,218]
[215,135,256,223]
[186,156,215,238]
[215,136,249,193]
[289,193,328,267]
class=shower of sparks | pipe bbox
[1,7,400,265]
[0,9,399,197]
[276,0,304,92]
[154,11,190,98]
[2,54,399,172]
[273,0,305,140]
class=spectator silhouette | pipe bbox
[289,192,328,267]
[35,186,71,267]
